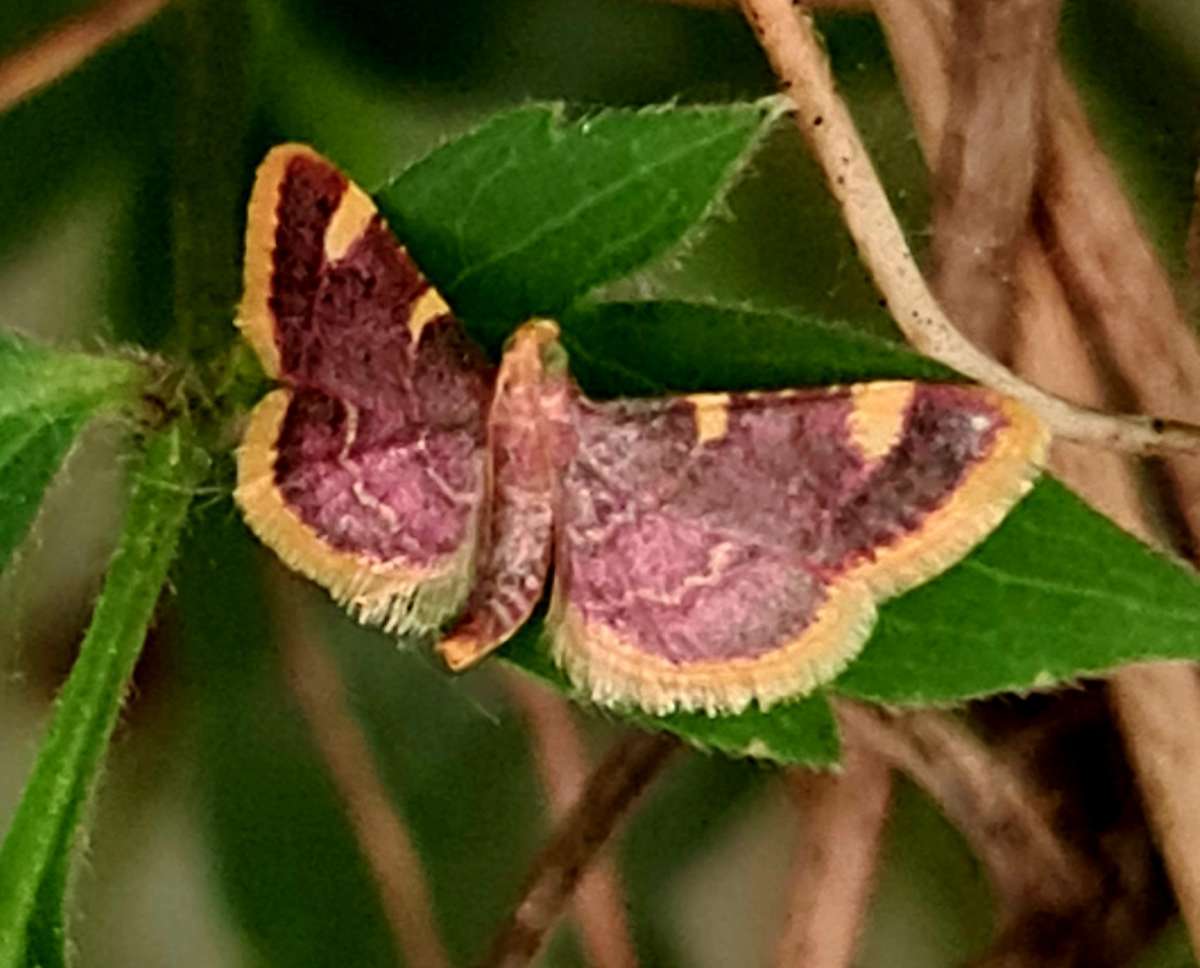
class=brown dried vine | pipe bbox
[476,730,678,968]
[273,573,452,968]
[743,0,1200,960]
[775,741,892,968]
[0,0,168,113]
[887,0,1200,951]
[736,0,1200,457]
[504,675,640,968]
[926,0,1061,361]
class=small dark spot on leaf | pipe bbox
[813,116,823,127]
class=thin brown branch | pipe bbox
[880,0,1155,523]
[0,0,169,114]
[505,674,639,968]
[1011,223,1200,959]
[1013,241,1200,951]
[872,0,950,156]
[963,697,1169,968]
[649,0,872,8]
[1109,664,1200,947]
[1008,236,1155,527]
[927,0,1061,359]
[1188,163,1200,313]
[879,0,1200,954]
[477,730,678,968]
[735,0,1200,456]
[774,743,892,968]
[1038,67,1200,544]
[272,573,452,968]
[876,0,1161,540]
[1035,54,1200,964]
[837,702,1093,924]
[844,697,1165,968]
[887,0,1200,499]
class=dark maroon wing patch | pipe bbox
[547,382,1048,714]
[235,145,493,633]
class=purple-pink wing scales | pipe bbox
[235,145,493,633]
[548,383,1048,714]
[437,321,569,669]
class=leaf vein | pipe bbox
[444,124,748,295]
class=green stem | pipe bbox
[0,424,206,967]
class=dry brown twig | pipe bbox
[649,0,872,8]
[842,704,1169,965]
[839,703,1095,926]
[477,730,677,968]
[1109,664,1200,951]
[735,0,1200,457]
[271,572,452,968]
[504,674,640,968]
[926,0,1061,361]
[0,0,169,114]
[873,0,1200,953]
[742,0,1200,954]
[877,0,1157,529]
[775,742,892,968]
[1039,65,1200,541]
[1188,165,1200,311]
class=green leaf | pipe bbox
[833,479,1200,704]
[556,299,1200,707]
[560,299,952,399]
[654,696,838,764]
[0,423,205,968]
[377,101,776,347]
[0,330,145,573]
[637,16,930,340]
[0,413,88,574]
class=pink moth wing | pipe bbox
[234,145,1050,716]
[548,384,1048,714]
[235,145,493,633]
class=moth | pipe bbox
[234,144,1049,716]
